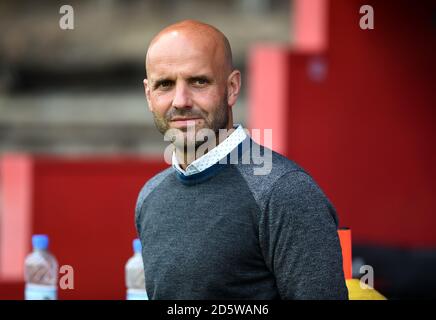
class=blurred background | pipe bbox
[0,0,435,299]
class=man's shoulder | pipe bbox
[236,142,338,226]
[269,147,305,173]
[235,141,329,209]
[135,166,173,212]
[236,140,307,190]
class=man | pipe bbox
[135,20,348,299]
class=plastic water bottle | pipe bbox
[24,234,58,300]
[125,238,148,300]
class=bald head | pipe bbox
[146,20,233,78]
[143,20,242,142]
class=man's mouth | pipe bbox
[169,117,203,128]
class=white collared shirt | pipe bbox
[172,124,247,176]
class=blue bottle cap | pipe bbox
[133,239,142,253]
[32,234,49,250]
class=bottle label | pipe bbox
[25,284,57,300]
[126,288,148,300]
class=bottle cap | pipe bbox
[32,234,49,250]
[133,238,142,253]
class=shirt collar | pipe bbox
[172,124,247,176]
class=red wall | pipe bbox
[249,0,435,248]
[0,155,168,299]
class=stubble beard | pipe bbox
[152,96,229,152]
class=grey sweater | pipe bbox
[135,138,348,299]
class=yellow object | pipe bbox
[346,279,387,300]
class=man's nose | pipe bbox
[172,82,193,109]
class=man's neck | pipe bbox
[175,125,236,170]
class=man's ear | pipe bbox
[143,78,153,111]
[226,70,241,108]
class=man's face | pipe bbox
[144,32,230,147]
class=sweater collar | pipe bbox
[172,124,247,176]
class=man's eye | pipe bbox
[159,81,172,88]
[193,78,208,86]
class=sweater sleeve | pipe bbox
[259,170,348,300]
[134,167,173,239]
